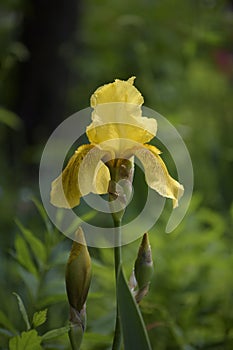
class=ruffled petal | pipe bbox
[134,144,184,208]
[90,77,144,106]
[50,144,94,208]
[78,147,110,196]
[87,77,157,154]
[50,144,110,208]
[87,109,157,148]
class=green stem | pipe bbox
[112,219,122,350]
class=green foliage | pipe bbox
[0,311,15,334]
[0,108,22,130]
[32,310,48,329]
[41,326,70,341]
[9,330,43,350]
[14,236,38,277]
[117,267,152,350]
[8,292,69,349]
[16,220,47,266]
[13,293,31,331]
[0,201,70,349]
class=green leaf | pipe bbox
[0,108,22,130]
[9,330,42,350]
[84,332,111,346]
[68,323,84,350]
[17,267,39,299]
[31,197,53,235]
[66,211,97,235]
[13,293,31,331]
[37,294,66,308]
[16,220,47,265]
[32,309,47,328]
[41,326,70,340]
[117,268,152,350]
[14,235,38,276]
[0,327,14,338]
[0,310,16,333]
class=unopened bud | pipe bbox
[134,233,154,303]
[66,227,92,314]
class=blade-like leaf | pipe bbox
[0,327,14,338]
[14,235,38,276]
[41,326,70,340]
[37,294,66,308]
[13,293,31,331]
[0,310,16,333]
[117,268,152,350]
[17,267,39,299]
[0,108,22,130]
[9,330,42,350]
[16,220,46,265]
[31,197,53,235]
[32,309,47,328]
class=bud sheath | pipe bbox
[134,233,154,303]
[66,227,92,314]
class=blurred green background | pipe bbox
[0,0,232,349]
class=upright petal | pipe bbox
[87,77,157,153]
[90,77,144,106]
[134,144,184,208]
[87,107,157,148]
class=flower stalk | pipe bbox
[112,220,122,350]
[107,158,134,350]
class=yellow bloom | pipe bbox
[50,77,184,209]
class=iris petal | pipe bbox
[78,146,110,196]
[87,118,156,146]
[50,144,94,208]
[51,145,110,209]
[90,77,143,106]
[88,78,157,152]
[93,161,111,194]
[134,144,184,208]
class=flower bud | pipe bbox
[134,233,154,303]
[66,227,92,314]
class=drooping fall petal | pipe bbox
[134,144,184,208]
[78,146,110,196]
[50,144,110,209]
[50,144,94,209]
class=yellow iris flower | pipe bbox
[50,77,184,209]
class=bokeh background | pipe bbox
[0,0,233,349]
